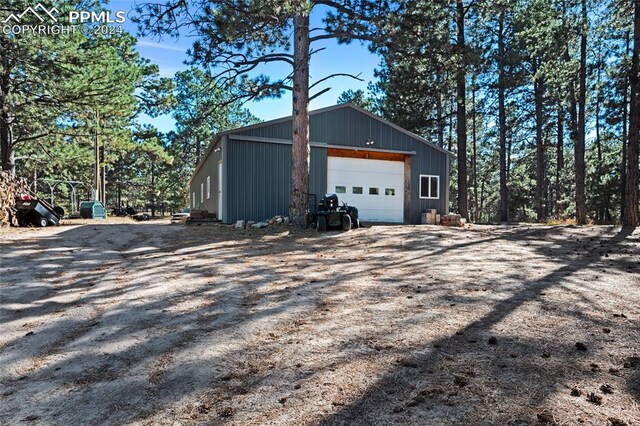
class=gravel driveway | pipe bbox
[1,221,638,425]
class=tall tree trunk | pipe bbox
[595,46,603,164]
[456,0,469,219]
[472,81,478,223]
[436,92,444,148]
[575,0,588,225]
[117,168,122,209]
[498,13,508,222]
[507,128,512,182]
[0,71,15,175]
[621,30,630,222]
[568,79,579,215]
[546,174,552,218]
[595,78,602,163]
[150,162,156,217]
[534,66,545,222]
[0,112,13,175]
[436,66,445,148]
[290,13,310,228]
[556,101,565,218]
[448,96,453,151]
[479,178,485,223]
[595,49,603,222]
[94,111,101,202]
[623,0,639,229]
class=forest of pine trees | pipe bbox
[356,0,639,227]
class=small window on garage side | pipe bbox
[192,192,196,208]
[352,186,363,194]
[335,185,346,194]
[385,188,395,196]
[369,187,379,195]
[201,182,204,203]
[206,176,211,199]
[419,175,439,199]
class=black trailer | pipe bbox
[14,195,63,227]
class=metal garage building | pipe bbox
[189,103,453,224]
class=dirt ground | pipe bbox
[0,220,638,425]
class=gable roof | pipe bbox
[190,102,454,183]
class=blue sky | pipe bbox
[107,1,380,133]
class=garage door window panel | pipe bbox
[420,175,439,199]
[335,185,346,194]
[369,187,379,195]
[385,188,395,196]
[353,186,363,194]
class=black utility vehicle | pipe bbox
[307,193,359,232]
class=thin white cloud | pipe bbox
[157,66,188,78]
[137,39,187,53]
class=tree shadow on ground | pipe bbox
[0,223,637,424]
[320,227,639,425]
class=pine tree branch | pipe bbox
[309,87,331,101]
[309,73,363,89]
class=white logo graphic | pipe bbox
[2,4,125,36]
[3,3,59,23]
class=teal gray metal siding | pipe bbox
[224,139,327,222]
[238,107,419,153]
[410,142,450,223]
[234,106,450,223]
[309,146,327,201]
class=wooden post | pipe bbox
[404,156,411,224]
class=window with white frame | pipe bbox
[207,176,211,199]
[192,192,196,208]
[419,175,439,199]
[200,182,204,203]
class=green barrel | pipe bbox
[79,201,106,219]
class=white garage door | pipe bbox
[327,156,404,223]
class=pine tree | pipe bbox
[172,67,258,168]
